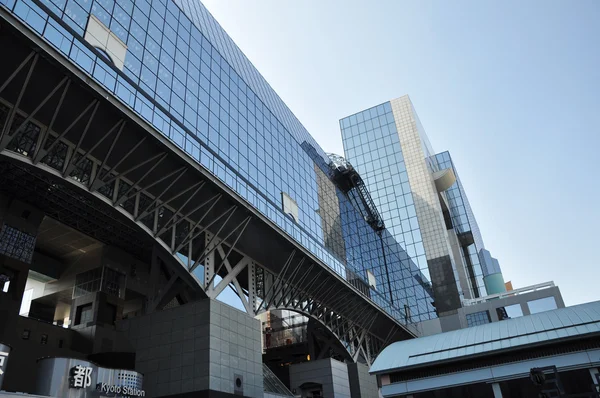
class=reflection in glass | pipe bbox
[466,310,491,327]
[3,0,440,323]
[528,296,558,315]
[497,303,524,320]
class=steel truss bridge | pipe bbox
[0,6,414,365]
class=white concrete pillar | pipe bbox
[492,382,503,398]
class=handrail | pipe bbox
[462,281,555,306]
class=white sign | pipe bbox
[70,365,92,388]
[68,364,145,397]
[97,382,145,397]
[0,351,8,376]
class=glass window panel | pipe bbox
[528,297,558,315]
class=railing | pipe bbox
[462,281,555,306]
[263,364,294,396]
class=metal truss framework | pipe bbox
[254,250,393,365]
[0,17,409,365]
[201,235,391,365]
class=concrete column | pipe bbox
[118,299,263,397]
[492,382,503,398]
[520,301,531,316]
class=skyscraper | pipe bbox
[340,95,505,316]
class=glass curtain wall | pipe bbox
[433,151,487,297]
[2,0,435,322]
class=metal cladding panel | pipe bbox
[371,300,600,374]
[380,350,599,397]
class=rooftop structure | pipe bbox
[371,301,600,397]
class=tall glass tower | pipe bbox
[340,95,505,315]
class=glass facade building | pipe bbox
[1,0,435,322]
[433,151,488,297]
[433,151,505,296]
[341,96,504,313]
[340,102,429,282]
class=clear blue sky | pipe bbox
[202,0,600,307]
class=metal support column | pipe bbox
[492,382,503,398]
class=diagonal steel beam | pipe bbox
[292,268,324,306]
[308,272,333,301]
[90,136,146,189]
[351,305,376,331]
[166,193,221,248]
[64,119,125,177]
[317,284,345,309]
[352,329,369,362]
[205,216,251,288]
[0,53,39,147]
[258,250,296,312]
[272,257,305,308]
[381,325,398,348]
[165,189,224,233]
[321,291,355,319]
[342,307,375,344]
[100,151,165,187]
[300,273,330,312]
[33,79,71,163]
[136,180,204,222]
[137,165,186,194]
[37,100,98,167]
[209,256,250,297]
[187,205,238,272]
[146,274,179,313]
[283,264,315,307]
[225,281,253,314]
[334,296,364,320]
[2,75,68,152]
[212,243,253,314]
[114,156,174,206]
[62,101,101,178]
[0,51,35,94]
[88,120,127,188]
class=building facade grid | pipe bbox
[433,151,487,296]
[1,0,435,322]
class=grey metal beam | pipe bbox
[33,78,71,163]
[147,274,180,313]
[188,205,238,272]
[64,119,125,177]
[114,155,173,206]
[90,136,147,189]
[0,50,35,94]
[136,180,204,222]
[0,53,38,146]
[258,250,296,312]
[282,264,315,307]
[209,256,250,298]
[161,193,221,241]
[101,151,165,187]
[205,216,251,287]
[87,118,126,186]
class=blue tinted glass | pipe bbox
[5,0,436,324]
